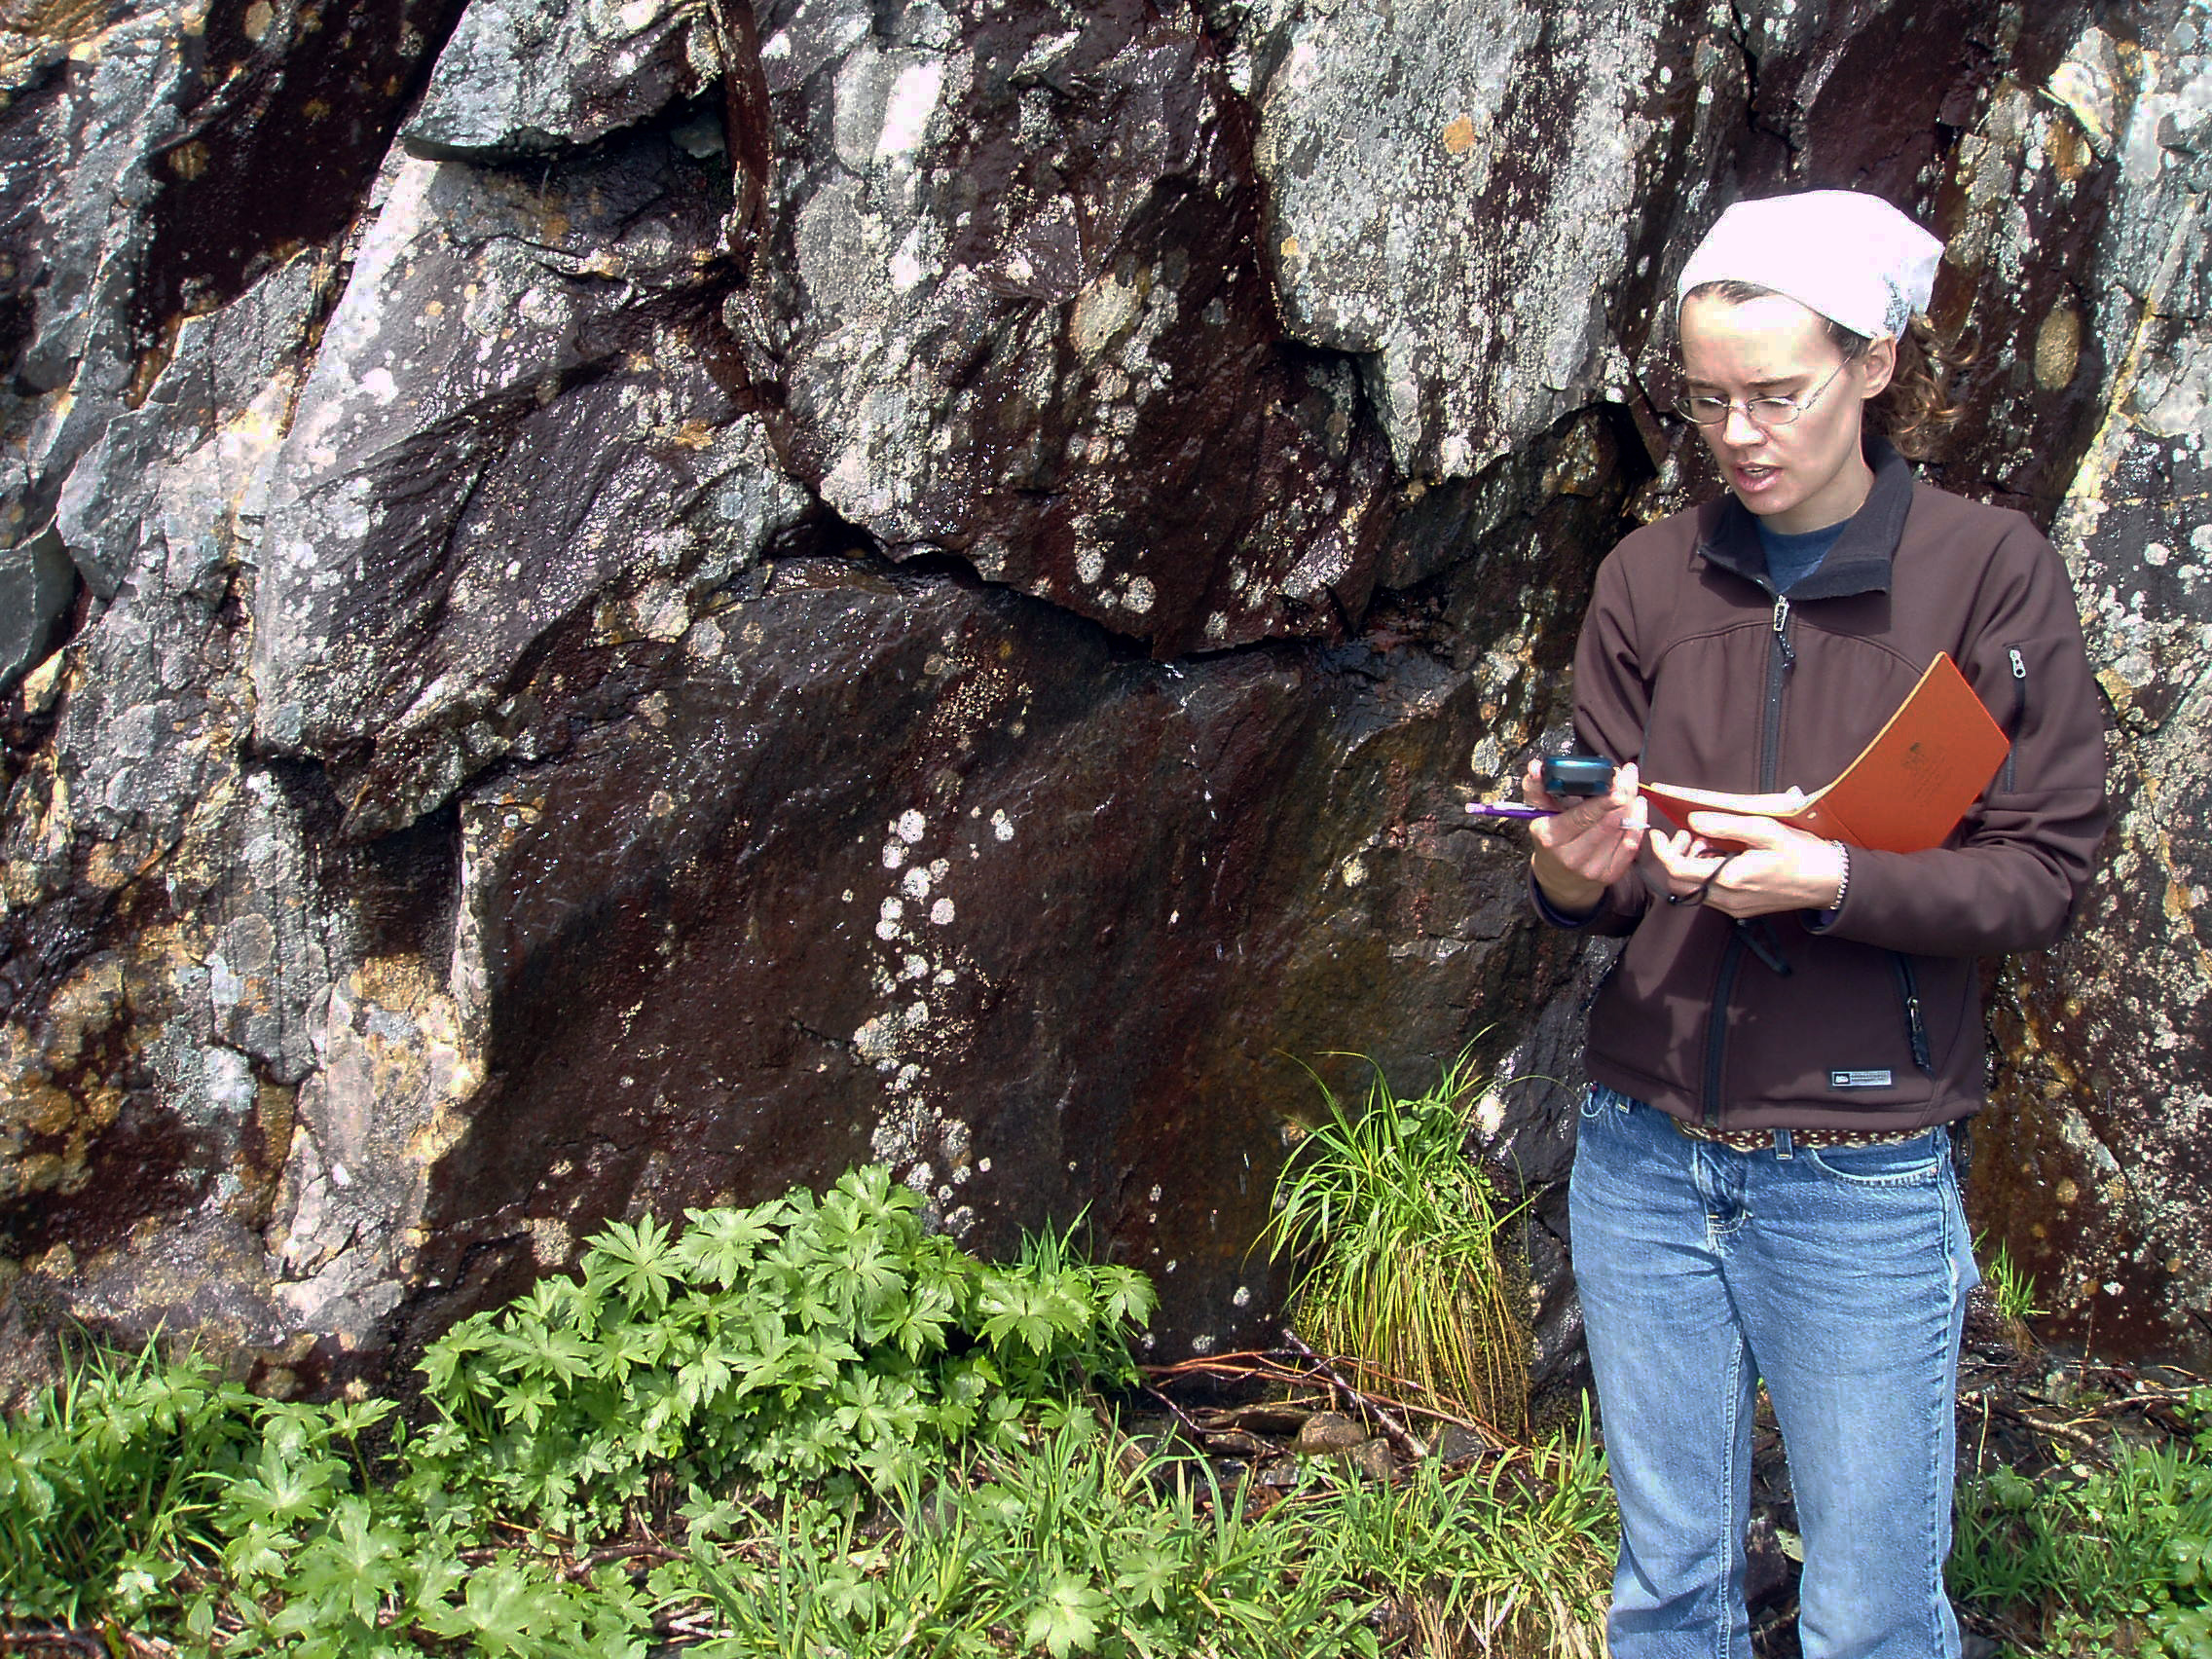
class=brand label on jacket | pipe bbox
[1830,1069,1895,1088]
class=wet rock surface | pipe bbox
[0,0,2207,1385]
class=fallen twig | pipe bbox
[1281,1328,1429,1460]
[0,1634,105,1657]
[1149,1346,1507,1447]
[2071,1383,2203,1417]
[1986,1398,2104,1453]
[1142,1346,1302,1378]
[562,1541,685,1582]
[1140,1378,1216,1454]
[656,1606,733,1641]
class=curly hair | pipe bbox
[1679,279,1967,460]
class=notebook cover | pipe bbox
[1641,653,2010,854]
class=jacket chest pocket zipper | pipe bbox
[1999,645,2026,793]
[1891,951,1935,1075]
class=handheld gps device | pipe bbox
[1541,755,1617,798]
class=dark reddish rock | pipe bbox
[387,543,1613,1357]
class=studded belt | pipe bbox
[1671,1117,1932,1153]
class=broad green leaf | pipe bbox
[585,1214,681,1312]
[1024,1577,1108,1659]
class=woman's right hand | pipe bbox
[1522,757,1647,916]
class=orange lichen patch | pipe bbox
[1,954,129,1203]
[1,0,107,39]
[82,829,169,891]
[347,960,482,1174]
[1,755,72,912]
[2034,303,2082,391]
[231,1080,298,1226]
[2046,118,2091,183]
[0,0,108,87]
[14,0,198,87]
[1442,114,1477,155]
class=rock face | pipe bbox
[1,0,2207,1389]
[1979,15,2212,1357]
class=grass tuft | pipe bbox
[1263,1049,1530,1434]
[1309,1402,1614,1657]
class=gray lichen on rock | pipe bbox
[403,0,720,161]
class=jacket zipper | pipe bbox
[1705,591,1797,1126]
[1698,592,1804,1124]
[1891,952,1934,1074]
[1999,645,2026,792]
[1702,930,1747,1124]
[1759,595,1794,791]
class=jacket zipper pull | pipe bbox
[1771,595,1795,673]
[1904,988,1932,1072]
[1891,952,1935,1073]
[2001,646,2028,792]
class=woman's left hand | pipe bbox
[1648,812,1848,917]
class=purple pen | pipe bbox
[1465,801,1557,821]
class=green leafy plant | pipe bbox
[1950,1400,2212,1659]
[0,1335,254,1624]
[411,1163,1158,1535]
[681,1413,1382,1659]
[0,1165,1158,1653]
[0,1159,1623,1657]
[1263,1050,1530,1432]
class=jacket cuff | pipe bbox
[1530,862,1604,929]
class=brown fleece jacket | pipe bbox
[1544,441,2109,1131]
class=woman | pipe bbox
[1523,191,2108,1659]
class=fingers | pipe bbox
[1647,828,1714,888]
[1519,755,1558,809]
[1526,755,1646,905]
[1532,790,1642,866]
[1652,818,1838,916]
[1683,810,1792,849]
[1679,813,1847,911]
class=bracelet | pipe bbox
[1828,842,1851,911]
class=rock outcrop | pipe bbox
[2,0,2206,1391]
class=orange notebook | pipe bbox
[1640,652,2009,853]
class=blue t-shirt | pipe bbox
[1757,518,1848,593]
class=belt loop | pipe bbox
[1773,1126,1794,1160]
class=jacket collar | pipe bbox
[1692,436,1915,600]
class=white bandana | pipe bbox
[1675,191,1944,340]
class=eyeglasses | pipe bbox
[1672,358,1849,428]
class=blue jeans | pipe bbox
[1568,1086,1978,1659]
